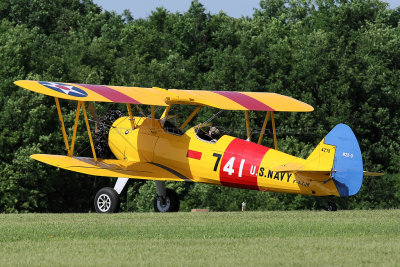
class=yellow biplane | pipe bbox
[14,80,381,212]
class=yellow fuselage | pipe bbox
[109,117,339,196]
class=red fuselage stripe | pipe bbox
[77,84,141,104]
[213,91,274,111]
[220,138,270,190]
[187,150,202,160]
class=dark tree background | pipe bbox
[0,0,399,212]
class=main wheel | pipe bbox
[154,188,180,212]
[94,187,120,213]
[325,199,337,211]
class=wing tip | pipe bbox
[305,105,315,112]
[295,100,314,112]
[14,80,38,89]
[14,80,25,86]
[30,154,45,161]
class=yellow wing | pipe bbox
[31,154,192,182]
[14,80,169,106]
[169,90,313,112]
[15,80,313,112]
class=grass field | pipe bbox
[0,210,399,266]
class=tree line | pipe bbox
[0,0,399,212]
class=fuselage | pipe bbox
[109,116,339,196]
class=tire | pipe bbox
[153,188,180,212]
[94,187,120,213]
[325,199,337,212]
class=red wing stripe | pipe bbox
[213,91,274,111]
[187,150,202,160]
[77,84,141,104]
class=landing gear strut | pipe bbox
[94,178,180,213]
[153,181,180,212]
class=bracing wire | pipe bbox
[200,109,223,127]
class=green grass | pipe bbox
[0,210,399,266]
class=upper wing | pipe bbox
[14,80,169,106]
[31,154,192,182]
[169,90,314,112]
[15,80,313,112]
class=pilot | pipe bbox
[209,126,221,141]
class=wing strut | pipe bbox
[55,97,71,155]
[82,102,98,162]
[151,105,155,129]
[258,111,271,145]
[126,104,135,129]
[271,111,278,150]
[54,99,93,158]
[245,110,251,141]
[69,101,82,156]
[160,104,172,120]
[257,111,278,150]
[180,105,201,130]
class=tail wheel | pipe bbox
[325,199,337,212]
[154,188,180,212]
[94,187,120,213]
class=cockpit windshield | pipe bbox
[163,120,183,135]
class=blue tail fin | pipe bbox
[324,124,363,196]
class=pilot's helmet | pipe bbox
[209,126,220,139]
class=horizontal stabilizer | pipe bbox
[31,154,192,182]
[271,163,332,175]
[271,136,337,176]
[363,171,384,177]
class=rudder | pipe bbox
[324,124,363,196]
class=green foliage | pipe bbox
[0,0,399,212]
[132,181,156,212]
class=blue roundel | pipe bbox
[39,81,88,98]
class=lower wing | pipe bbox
[31,154,192,182]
